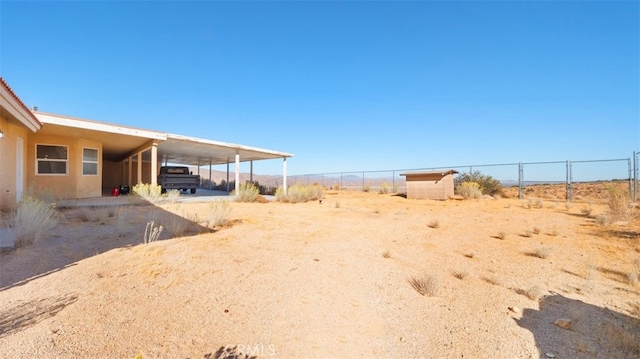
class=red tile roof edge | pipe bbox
[0,77,43,127]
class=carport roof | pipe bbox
[34,112,293,165]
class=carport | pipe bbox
[34,112,293,197]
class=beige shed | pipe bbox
[400,170,459,200]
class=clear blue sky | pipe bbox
[1,0,638,176]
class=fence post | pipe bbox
[566,160,572,202]
[392,170,395,193]
[628,158,633,200]
[340,173,343,191]
[362,172,365,192]
[634,151,638,202]
[518,162,523,199]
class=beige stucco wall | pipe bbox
[405,173,455,200]
[26,132,102,199]
[0,117,30,210]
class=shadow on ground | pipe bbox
[0,198,220,290]
[515,293,640,358]
[0,292,78,338]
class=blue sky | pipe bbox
[1,0,638,176]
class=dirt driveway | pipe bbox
[0,191,638,358]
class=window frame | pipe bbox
[82,147,99,176]
[35,144,69,176]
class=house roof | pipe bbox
[0,77,42,132]
[400,169,459,177]
[34,111,293,165]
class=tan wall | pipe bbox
[103,160,124,191]
[27,132,102,199]
[0,117,30,210]
[405,173,455,200]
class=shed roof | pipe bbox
[400,169,459,177]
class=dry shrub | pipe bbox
[143,221,163,244]
[382,250,391,258]
[427,220,440,229]
[409,273,439,296]
[515,285,543,300]
[597,321,640,357]
[379,182,390,194]
[451,270,468,280]
[133,183,163,201]
[233,182,260,202]
[497,231,507,240]
[276,184,324,203]
[607,186,634,221]
[457,182,482,199]
[533,247,552,259]
[482,275,501,286]
[11,197,58,247]
[203,201,231,228]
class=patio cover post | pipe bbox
[128,156,132,188]
[250,161,253,183]
[151,142,158,185]
[137,152,142,185]
[235,151,240,195]
[283,157,288,194]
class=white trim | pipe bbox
[0,86,41,132]
[35,143,69,176]
[166,133,293,158]
[35,112,166,140]
[82,147,99,176]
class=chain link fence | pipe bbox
[281,153,639,203]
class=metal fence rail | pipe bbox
[277,153,639,202]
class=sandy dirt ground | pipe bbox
[0,190,639,358]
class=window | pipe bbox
[36,144,68,175]
[82,148,99,175]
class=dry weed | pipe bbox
[143,221,163,244]
[533,247,552,259]
[497,231,507,240]
[515,285,543,300]
[382,250,391,259]
[451,270,468,280]
[464,252,476,259]
[409,273,439,296]
[482,275,502,286]
[427,220,440,229]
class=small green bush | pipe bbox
[456,181,482,199]
[232,182,260,202]
[455,170,502,196]
[276,184,324,203]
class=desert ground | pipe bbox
[1,188,639,358]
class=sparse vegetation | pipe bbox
[532,227,541,235]
[523,230,533,238]
[497,231,507,240]
[451,270,468,280]
[382,250,391,258]
[132,183,163,201]
[455,170,502,196]
[276,184,324,203]
[482,275,502,286]
[456,181,482,199]
[516,285,543,300]
[202,201,231,228]
[532,247,552,259]
[606,186,635,222]
[143,221,163,244]
[596,214,612,226]
[233,182,261,202]
[363,185,370,193]
[427,220,440,229]
[409,273,439,296]
[464,252,476,259]
[10,197,58,247]
[379,182,390,194]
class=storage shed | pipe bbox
[400,170,459,200]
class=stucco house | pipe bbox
[0,77,292,210]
